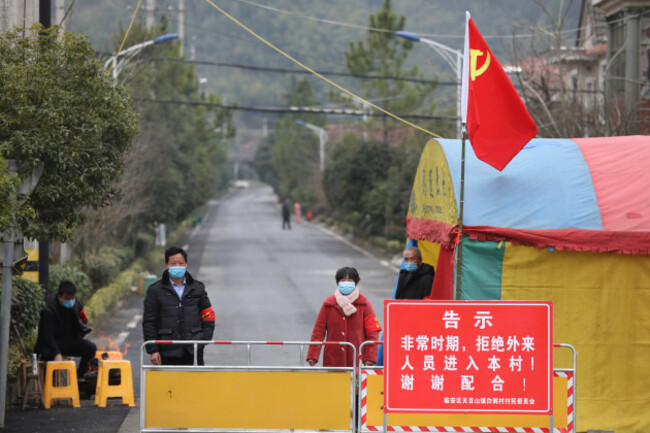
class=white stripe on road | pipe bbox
[115,331,129,347]
[126,314,142,329]
[314,224,400,273]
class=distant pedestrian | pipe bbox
[282,199,291,230]
[142,246,215,365]
[306,210,313,221]
[294,201,302,224]
[307,267,381,367]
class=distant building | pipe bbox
[595,0,650,133]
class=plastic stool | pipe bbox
[94,360,135,407]
[43,361,80,409]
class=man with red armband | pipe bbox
[142,246,215,365]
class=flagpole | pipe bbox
[455,123,468,299]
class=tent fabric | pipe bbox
[574,136,650,231]
[406,136,650,254]
[405,136,650,432]
[500,243,650,433]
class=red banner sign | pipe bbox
[384,301,552,414]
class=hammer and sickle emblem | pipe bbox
[470,48,491,81]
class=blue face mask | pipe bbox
[403,262,419,273]
[338,281,356,295]
[168,266,187,279]
[62,299,76,309]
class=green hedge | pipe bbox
[0,277,44,345]
[84,268,140,324]
[48,264,93,302]
[78,251,122,290]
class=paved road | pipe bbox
[2,182,400,432]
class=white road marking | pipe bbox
[127,314,142,329]
[315,224,400,273]
[115,331,129,347]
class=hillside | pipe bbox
[63,0,579,129]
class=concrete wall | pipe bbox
[0,0,39,34]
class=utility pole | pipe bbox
[0,161,43,428]
[178,0,185,56]
[39,0,50,27]
[38,0,51,297]
[145,0,155,28]
[54,0,65,27]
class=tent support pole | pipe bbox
[455,125,468,299]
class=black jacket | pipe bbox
[395,263,435,300]
[34,293,91,356]
[142,270,215,357]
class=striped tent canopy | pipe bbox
[407,135,650,256]
[406,136,650,433]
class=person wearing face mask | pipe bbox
[306,267,382,367]
[34,281,96,378]
[142,246,215,366]
[395,246,435,300]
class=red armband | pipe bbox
[200,306,215,322]
[364,314,382,333]
[79,308,89,324]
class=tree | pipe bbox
[344,0,437,139]
[255,78,325,205]
[510,0,629,137]
[72,20,232,251]
[0,25,139,241]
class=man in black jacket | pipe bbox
[34,281,96,377]
[142,246,215,365]
[395,247,435,300]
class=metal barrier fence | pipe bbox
[140,340,357,433]
[358,341,577,433]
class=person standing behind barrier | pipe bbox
[307,267,381,367]
[282,199,291,230]
[395,246,435,300]
[142,246,215,366]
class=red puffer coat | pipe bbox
[306,293,381,367]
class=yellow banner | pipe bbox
[407,139,457,225]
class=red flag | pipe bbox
[461,12,537,171]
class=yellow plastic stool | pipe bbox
[43,361,80,409]
[94,360,135,407]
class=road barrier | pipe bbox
[358,341,577,433]
[140,340,357,432]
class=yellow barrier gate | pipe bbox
[140,340,357,433]
[358,342,577,433]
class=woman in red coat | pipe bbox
[307,267,381,367]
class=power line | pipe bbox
[133,98,457,120]
[232,0,587,42]
[144,57,605,95]
[150,57,452,86]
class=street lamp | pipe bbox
[396,30,462,138]
[295,120,328,172]
[104,33,179,82]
